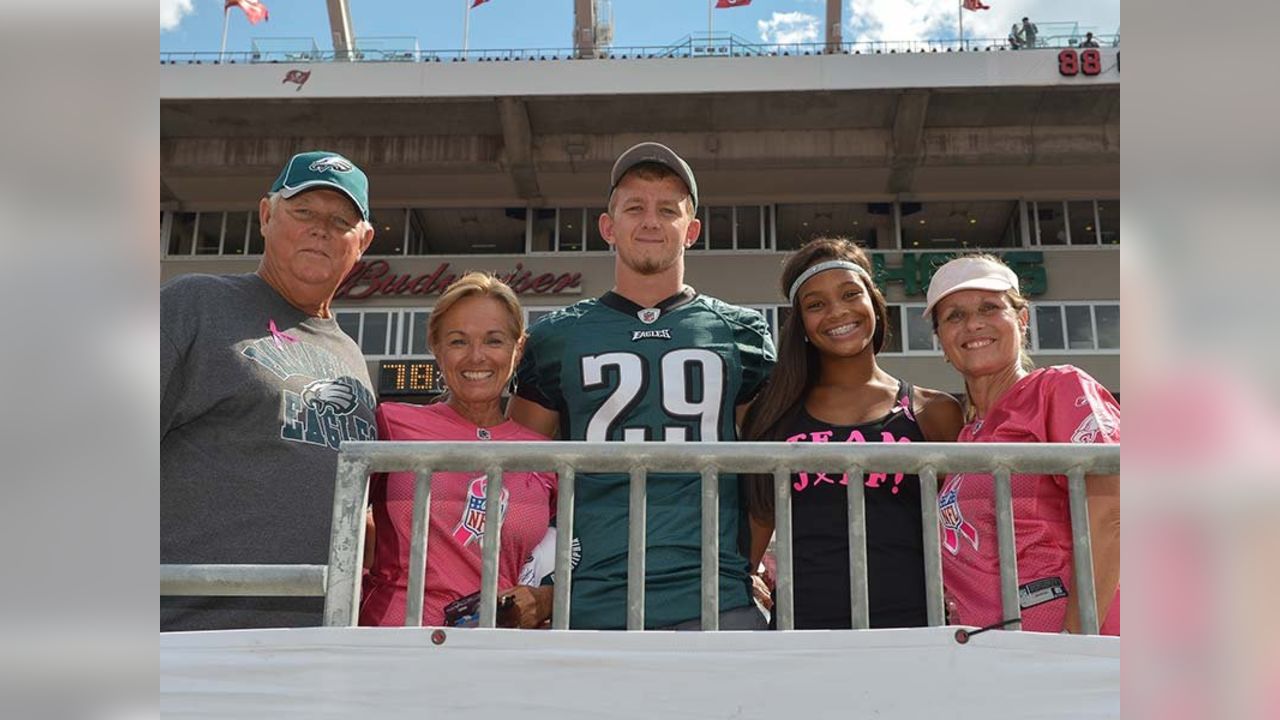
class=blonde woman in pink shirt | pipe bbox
[361,272,556,628]
[926,255,1120,635]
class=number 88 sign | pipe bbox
[1059,48,1102,76]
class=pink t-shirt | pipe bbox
[360,402,556,627]
[939,366,1120,634]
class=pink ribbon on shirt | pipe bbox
[268,319,298,349]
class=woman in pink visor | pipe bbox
[925,254,1120,635]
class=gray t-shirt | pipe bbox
[161,273,377,631]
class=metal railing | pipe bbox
[162,441,1118,634]
[159,34,1119,65]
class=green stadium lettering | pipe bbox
[871,251,1047,296]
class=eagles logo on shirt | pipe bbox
[1070,394,1119,444]
[301,377,361,416]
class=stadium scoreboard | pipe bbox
[378,359,447,396]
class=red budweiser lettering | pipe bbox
[336,261,582,300]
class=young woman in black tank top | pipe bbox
[740,238,964,629]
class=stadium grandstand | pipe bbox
[161,0,1119,716]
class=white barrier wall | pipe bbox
[161,626,1119,719]
[160,49,1119,101]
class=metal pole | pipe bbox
[773,467,795,630]
[462,0,471,56]
[322,455,371,627]
[958,0,963,51]
[993,468,1022,630]
[161,564,327,597]
[845,464,869,629]
[626,466,647,630]
[919,466,946,626]
[403,469,433,627]
[478,464,505,628]
[700,465,720,630]
[707,0,713,52]
[219,8,231,64]
[552,465,576,629]
[1067,468,1100,634]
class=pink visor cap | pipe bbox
[921,256,1020,319]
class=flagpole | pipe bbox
[220,6,231,64]
[957,0,964,51]
[708,0,713,53]
[462,0,471,56]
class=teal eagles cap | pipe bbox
[269,151,370,221]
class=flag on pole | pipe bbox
[225,0,269,24]
[472,0,491,7]
[715,0,752,8]
[962,0,990,10]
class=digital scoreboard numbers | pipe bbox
[378,359,448,396]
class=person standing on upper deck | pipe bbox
[1021,17,1039,48]
[508,142,776,630]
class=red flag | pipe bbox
[715,0,752,7]
[472,0,491,7]
[225,0,269,24]
[282,70,311,91]
[962,0,990,10]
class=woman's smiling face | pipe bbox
[934,289,1029,379]
[431,295,523,410]
[796,268,877,359]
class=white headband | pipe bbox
[787,260,871,304]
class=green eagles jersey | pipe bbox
[515,288,776,629]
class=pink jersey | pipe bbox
[939,366,1120,634]
[360,402,556,627]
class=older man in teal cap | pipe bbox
[161,151,378,631]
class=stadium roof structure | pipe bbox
[162,49,1117,212]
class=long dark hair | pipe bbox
[739,237,890,523]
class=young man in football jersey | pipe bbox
[508,142,777,629]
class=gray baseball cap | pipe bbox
[609,142,699,209]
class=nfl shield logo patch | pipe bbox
[638,308,661,324]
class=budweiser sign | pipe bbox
[336,261,582,300]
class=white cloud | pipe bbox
[846,0,1121,44]
[160,0,195,32]
[847,0,953,44]
[758,11,822,45]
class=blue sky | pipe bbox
[161,0,1120,55]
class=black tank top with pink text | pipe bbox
[781,379,928,629]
